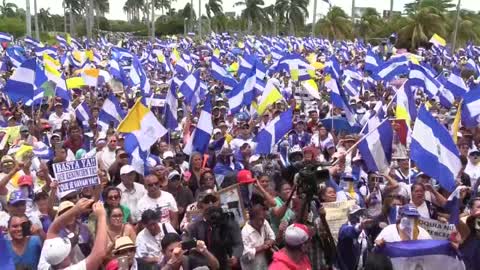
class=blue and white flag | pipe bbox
[75,101,92,128]
[35,46,57,57]
[56,35,69,48]
[111,47,134,60]
[4,58,36,103]
[324,55,343,80]
[210,56,237,88]
[378,240,464,270]
[6,46,26,67]
[0,32,12,42]
[183,95,214,155]
[461,85,480,127]
[255,109,293,154]
[178,69,203,109]
[365,49,383,72]
[130,56,151,96]
[24,36,42,47]
[372,56,410,81]
[409,64,441,98]
[444,68,468,98]
[358,119,393,173]
[97,94,127,132]
[325,77,357,126]
[164,82,178,130]
[411,106,461,192]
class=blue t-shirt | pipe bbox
[6,235,42,270]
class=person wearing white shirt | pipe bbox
[48,103,72,130]
[98,135,118,170]
[136,175,179,230]
[117,165,146,223]
[241,204,276,270]
[135,209,177,266]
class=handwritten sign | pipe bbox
[418,217,454,240]
[323,200,356,240]
[52,158,99,198]
[217,184,247,227]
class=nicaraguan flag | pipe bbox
[325,76,357,126]
[183,95,214,155]
[372,56,410,81]
[35,46,57,58]
[444,68,468,97]
[395,80,417,125]
[6,46,27,68]
[461,85,480,127]
[0,32,12,42]
[409,63,442,98]
[98,94,126,132]
[75,101,92,128]
[365,49,383,72]
[4,58,36,103]
[378,240,464,270]
[411,106,461,192]
[24,36,42,47]
[111,47,134,60]
[325,55,343,80]
[211,56,238,88]
[164,82,178,130]
[358,119,393,172]
[130,56,151,96]
[178,69,203,109]
[255,109,293,154]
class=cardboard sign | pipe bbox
[52,158,99,198]
[323,200,356,240]
[217,184,248,227]
[418,217,454,240]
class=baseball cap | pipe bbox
[284,223,310,246]
[17,175,33,186]
[120,165,135,175]
[54,102,63,107]
[43,237,72,265]
[167,170,181,181]
[348,204,366,216]
[20,126,29,132]
[213,128,221,135]
[8,190,31,205]
[399,204,420,217]
[163,151,174,159]
[237,170,255,185]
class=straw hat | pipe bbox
[113,236,135,254]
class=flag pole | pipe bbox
[331,118,390,166]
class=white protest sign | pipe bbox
[52,157,99,198]
[217,184,247,227]
[323,200,356,240]
[418,217,455,240]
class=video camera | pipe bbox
[294,162,331,198]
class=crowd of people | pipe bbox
[0,30,479,270]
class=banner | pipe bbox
[323,200,356,240]
[418,217,455,240]
[52,157,99,198]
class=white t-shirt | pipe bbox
[376,224,432,243]
[415,201,431,219]
[98,148,116,169]
[117,182,146,223]
[65,260,87,270]
[136,222,177,262]
[136,192,178,224]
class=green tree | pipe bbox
[398,6,447,49]
[37,8,51,31]
[275,0,309,35]
[205,0,223,32]
[357,8,382,39]
[404,0,455,15]
[316,6,352,40]
[234,0,266,34]
[447,10,480,48]
[0,0,17,17]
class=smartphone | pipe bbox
[21,221,31,236]
[181,239,197,250]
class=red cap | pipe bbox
[18,175,33,186]
[237,170,255,185]
[105,259,119,270]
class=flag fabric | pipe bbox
[117,98,167,154]
[257,79,284,115]
[0,32,13,42]
[444,185,466,225]
[164,82,178,130]
[452,100,462,143]
[130,56,151,96]
[24,36,42,47]
[301,79,321,100]
[4,58,36,103]
[429,34,447,47]
[211,56,238,88]
[395,80,417,125]
[372,56,410,81]
[97,94,127,132]
[365,49,383,72]
[81,68,100,87]
[378,240,464,270]
[178,70,202,108]
[325,76,357,126]
[35,46,57,57]
[255,109,293,154]
[6,46,27,67]
[461,85,480,127]
[183,95,214,155]
[409,64,441,98]
[358,119,393,173]
[411,106,461,192]
[75,101,92,128]
[444,68,468,97]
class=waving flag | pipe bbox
[164,82,178,130]
[183,95,214,155]
[257,79,283,115]
[0,32,12,42]
[75,101,92,128]
[178,69,203,109]
[24,36,42,47]
[461,85,480,127]
[211,56,238,88]
[35,46,57,57]
[6,46,26,67]
[4,58,36,103]
[130,56,151,96]
[429,33,447,47]
[255,109,293,154]
[395,80,417,125]
[358,119,393,172]
[365,49,383,72]
[378,240,464,270]
[372,56,410,81]
[325,76,357,126]
[98,94,127,132]
[444,68,468,97]
[411,106,461,192]
[325,55,343,80]
[409,64,441,98]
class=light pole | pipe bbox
[351,0,356,24]
[190,0,194,33]
[311,0,317,37]
[151,0,155,42]
[452,0,462,50]
[34,0,39,40]
[198,0,202,39]
[184,18,188,36]
[26,0,32,37]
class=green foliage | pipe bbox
[0,16,25,37]
[154,17,185,35]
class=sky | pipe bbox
[9,0,480,22]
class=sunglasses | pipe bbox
[108,195,120,200]
[109,140,117,143]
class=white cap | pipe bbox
[163,151,174,159]
[284,223,310,246]
[213,128,221,135]
[120,165,135,175]
[249,155,261,163]
[43,237,72,265]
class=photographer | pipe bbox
[159,233,219,270]
[185,189,243,269]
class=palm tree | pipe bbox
[38,8,51,31]
[94,0,109,30]
[234,0,265,34]
[316,6,352,40]
[275,0,308,35]
[447,10,480,47]
[64,0,83,35]
[357,7,382,39]
[263,4,280,35]
[205,0,223,32]
[398,6,447,49]
[0,0,17,17]
[123,0,144,22]
[404,0,455,15]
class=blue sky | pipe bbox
[10,0,478,21]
